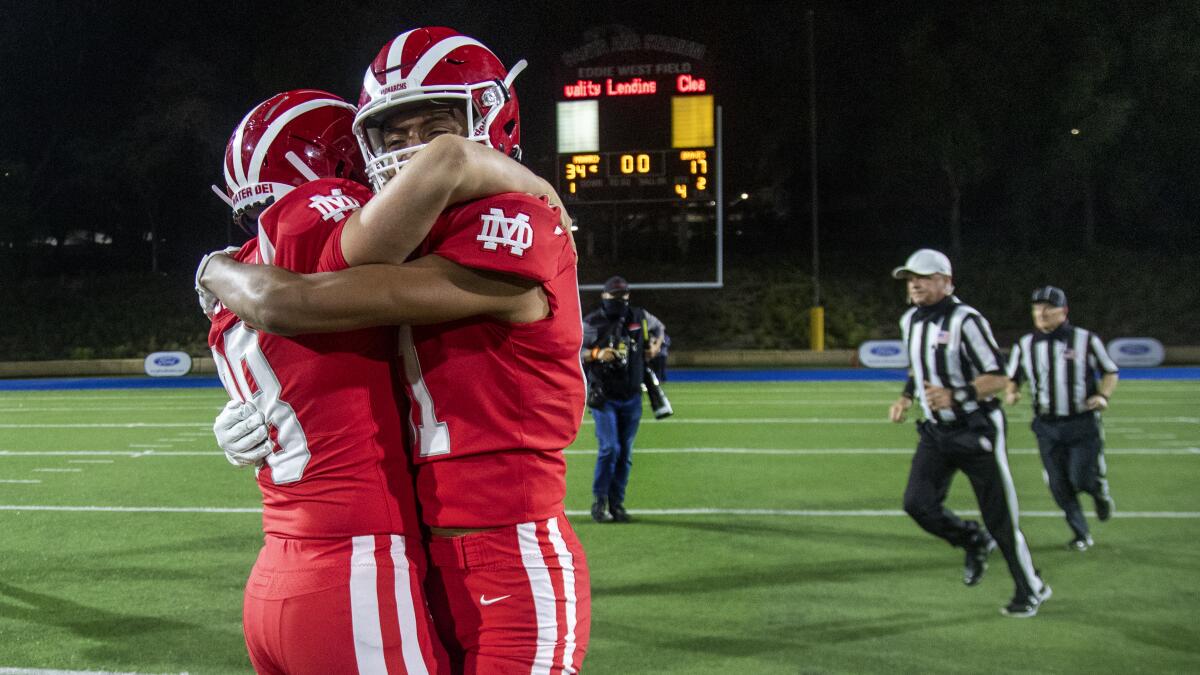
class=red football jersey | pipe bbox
[402,192,586,528]
[208,178,421,539]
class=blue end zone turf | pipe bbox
[2,367,1198,390]
[667,367,1200,382]
[0,376,224,391]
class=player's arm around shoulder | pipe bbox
[199,251,545,335]
[340,135,567,266]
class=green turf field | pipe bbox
[1,379,1198,674]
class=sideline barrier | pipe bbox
[0,357,219,379]
[0,348,1198,383]
[2,367,1199,390]
[857,340,909,368]
[1108,337,1166,368]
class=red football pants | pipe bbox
[425,513,591,674]
[243,534,449,674]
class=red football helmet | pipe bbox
[354,27,526,191]
[215,89,366,232]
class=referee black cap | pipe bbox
[1031,285,1067,307]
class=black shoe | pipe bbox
[1095,491,1114,522]
[1000,596,1040,618]
[609,503,631,523]
[1001,582,1051,618]
[963,528,996,587]
[591,499,613,523]
[1067,535,1094,552]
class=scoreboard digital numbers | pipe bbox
[556,32,716,204]
[560,149,711,202]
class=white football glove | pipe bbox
[214,400,272,467]
[195,246,241,319]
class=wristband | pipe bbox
[591,347,600,361]
[1095,393,1109,402]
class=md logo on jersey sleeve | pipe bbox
[307,188,362,222]
[477,207,534,257]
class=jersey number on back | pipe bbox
[213,324,312,484]
[399,325,450,458]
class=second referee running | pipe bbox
[888,249,1051,618]
[1005,285,1119,551]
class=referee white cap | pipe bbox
[892,248,952,279]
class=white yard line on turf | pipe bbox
[0,504,1196,519]
[668,398,1200,407]
[3,418,1196,429]
[1,447,1197,457]
[0,505,260,513]
[0,406,214,412]
[0,423,208,429]
[562,447,1200,455]
[572,416,1200,425]
[0,450,170,455]
[0,480,41,484]
[0,662,188,667]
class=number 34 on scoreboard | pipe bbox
[559,148,712,203]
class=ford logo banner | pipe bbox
[1106,338,1164,368]
[144,351,193,377]
[858,340,909,369]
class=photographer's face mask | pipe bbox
[601,293,629,318]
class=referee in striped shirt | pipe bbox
[1005,285,1119,552]
[888,249,1049,618]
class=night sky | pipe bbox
[3,1,1199,273]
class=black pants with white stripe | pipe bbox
[903,409,1042,598]
[1032,413,1106,539]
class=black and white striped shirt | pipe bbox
[900,296,1006,425]
[1006,324,1119,418]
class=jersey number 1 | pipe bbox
[399,325,451,458]
[213,324,312,484]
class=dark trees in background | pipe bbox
[1,1,1198,280]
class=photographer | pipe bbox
[582,276,665,523]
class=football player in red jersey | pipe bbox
[205,87,564,675]
[199,28,589,675]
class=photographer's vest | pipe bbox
[584,306,649,401]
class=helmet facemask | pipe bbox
[355,58,526,193]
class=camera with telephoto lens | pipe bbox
[596,335,629,375]
[643,368,673,419]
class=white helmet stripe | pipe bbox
[362,65,382,101]
[285,151,321,182]
[384,29,417,84]
[407,36,491,87]
[229,105,259,187]
[247,98,356,183]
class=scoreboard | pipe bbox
[555,35,717,204]
[560,148,711,203]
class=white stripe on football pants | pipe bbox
[350,534,429,675]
